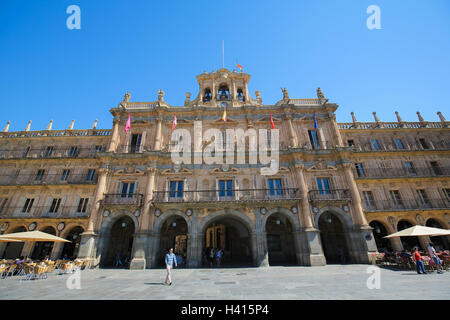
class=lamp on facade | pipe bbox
[327,215,332,224]
[121,222,127,228]
[276,219,281,225]
[375,227,381,234]
[172,222,177,227]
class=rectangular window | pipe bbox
[308,130,320,149]
[77,198,89,213]
[130,134,142,153]
[219,180,233,198]
[347,140,355,147]
[169,181,184,198]
[362,191,375,208]
[405,162,416,176]
[419,138,429,150]
[121,182,136,198]
[69,146,79,157]
[371,139,381,150]
[443,189,450,202]
[23,146,31,158]
[86,169,96,181]
[49,198,61,213]
[395,139,404,150]
[389,190,403,208]
[95,145,104,153]
[61,169,70,181]
[430,161,442,175]
[268,178,283,196]
[416,190,430,207]
[317,178,331,194]
[35,169,45,181]
[22,198,34,213]
[44,146,54,157]
[355,163,365,177]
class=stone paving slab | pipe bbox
[0,265,449,300]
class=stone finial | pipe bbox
[416,111,424,122]
[437,111,446,122]
[372,112,380,122]
[395,111,402,123]
[25,120,32,131]
[92,119,98,130]
[184,92,191,106]
[158,89,165,102]
[68,120,75,130]
[317,87,325,100]
[351,112,357,123]
[255,91,262,104]
[3,121,10,132]
[46,120,53,131]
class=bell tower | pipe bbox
[184,68,262,107]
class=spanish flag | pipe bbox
[270,113,275,129]
[222,108,227,122]
[171,114,177,131]
[236,63,243,72]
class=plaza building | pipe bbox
[0,68,449,269]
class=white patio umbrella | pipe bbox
[0,230,71,242]
[384,225,450,238]
[0,238,24,242]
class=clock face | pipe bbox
[221,102,228,108]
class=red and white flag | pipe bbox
[270,113,275,129]
[124,114,131,132]
[171,114,177,131]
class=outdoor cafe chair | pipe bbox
[21,265,35,281]
[0,264,7,278]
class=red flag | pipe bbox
[172,114,177,131]
[124,114,131,132]
[270,113,275,129]
[236,63,243,72]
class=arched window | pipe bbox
[237,88,245,102]
[218,85,230,101]
[203,88,212,102]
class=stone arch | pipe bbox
[153,209,191,234]
[99,209,139,235]
[425,216,449,229]
[314,206,353,230]
[199,209,255,234]
[369,219,392,252]
[1,225,27,259]
[262,207,301,232]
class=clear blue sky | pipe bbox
[1,0,449,130]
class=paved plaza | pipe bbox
[0,265,449,300]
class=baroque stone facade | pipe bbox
[0,68,449,269]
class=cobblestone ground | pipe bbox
[1,265,449,300]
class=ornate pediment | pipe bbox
[306,162,337,171]
[114,166,144,175]
[161,167,193,175]
[209,165,240,174]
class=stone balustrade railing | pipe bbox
[0,129,111,138]
[338,121,446,130]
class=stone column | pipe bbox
[342,163,368,226]
[187,233,202,268]
[329,113,344,147]
[389,237,403,252]
[286,115,298,148]
[108,116,120,152]
[294,164,326,266]
[154,117,163,151]
[21,242,34,259]
[251,232,269,267]
[130,167,157,269]
[77,167,109,267]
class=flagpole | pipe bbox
[222,40,224,69]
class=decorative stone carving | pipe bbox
[158,89,165,102]
[415,214,424,226]
[387,216,396,230]
[281,88,289,100]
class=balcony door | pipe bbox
[169,181,184,201]
[218,180,233,200]
[317,178,331,195]
[268,178,283,198]
[121,182,135,198]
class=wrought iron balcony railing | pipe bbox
[352,140,450,152]
[0,206,91,218]
[363,198,450,212]
[308,189,352,202]
[0,173,98,186]
[354,166,450,178]
[152,188,301,203]
[0,146,105,160]
[102,193,144,206]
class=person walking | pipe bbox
[216,248,223,267]
[427,242,443,274]
[413,247,427,274]
[165,248,177,285]
[209,247,215,267]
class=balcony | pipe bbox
[0,173,98,186]
[354,166,450,179]
[152,188,301,204]
[0,146,105,160]
[308,189,352,202]
[363,198,450,212]
[102,193,144,206]
[0,206,91,219]
[352,140,450,153]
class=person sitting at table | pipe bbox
[15,256,25,265]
